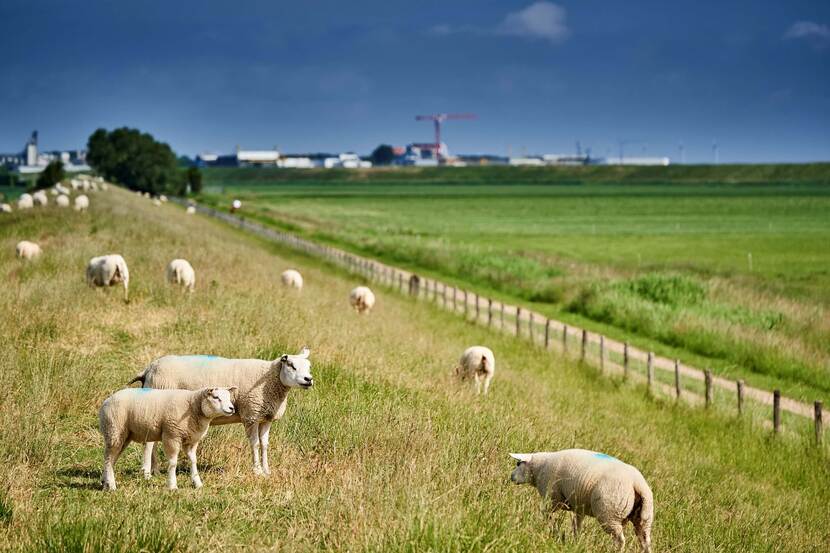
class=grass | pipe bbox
[197,173,830,403]
[0,187,828,551]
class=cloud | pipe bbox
[496,2,570,43]
[429,2,569,45]
[784,21,830,48]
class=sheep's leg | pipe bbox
[483,374,492,395]
[246,423,263,475]
[571,513,584,538]
[101,441,125,491]
[162,439,181,490]
[474,374,482,395]
[142,442,157,479]
[258,421,272,476]
[601,522,625,552]
[633,518,652,553]
[186,443,203,489]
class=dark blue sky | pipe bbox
[2,0,828,162]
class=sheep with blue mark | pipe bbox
[509,449,654,552]
[98,386,237,491]
[128,348,314,477]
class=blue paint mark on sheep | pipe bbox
[593,453,618,461]
[180,355,221,362]
[130,387,152,393]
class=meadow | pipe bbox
[1,186,828,551]
[199,168,830,403]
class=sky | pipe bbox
[1,0,828,163]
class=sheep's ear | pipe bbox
[280,354,289,362]
[296,347,310,359]
[510,453,532,463]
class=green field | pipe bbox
[199,167,830,404]
[1,186,828,552]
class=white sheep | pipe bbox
[74,194,89,211]
[101,182,109,191]
[17,194,34,210]
[186,205,196,215]
[99,386,237,491]
[56,194,70,207]
[153,198,162,206]
[510,449,654,552]
[280,269,303,290]
[159,194,168,202]
[166,258,196,292]
[349,286,375,314]
[1,203,11,214]
[32,190,48,206]
[16,240,42,260]
[49,188,58,196]
[55,183,70,195]
[128,348,313,477]
[455,346,495,395]
[86,254,130,302]
[230,199,242,212]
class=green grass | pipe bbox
[1,187,828,551]
[198,172,830,403]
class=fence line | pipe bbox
[177,199,825,445]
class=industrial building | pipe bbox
[1,131,90,173]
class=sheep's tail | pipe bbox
[127,369,146,387]
[629,477,654,535]
[479,355,489,374]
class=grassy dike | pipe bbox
[0,187,828,551]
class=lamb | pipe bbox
[32,190,48,206]
[280,269,303,290]
[186,205,196,215]
[509,449,653,552]
[86,254,130,302]
[128,347,313,477]
[454,346,495,395]
[166,258,196,292]
[99,386,237,491]
[74,194,89,211]
[56,194,70,207]
[349,286,375,314]
[1,203,11,213]
[16,240,42,260]
[17,193,34,209]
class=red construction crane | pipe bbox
[415,113,476,162]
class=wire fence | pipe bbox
[177,199,825,449]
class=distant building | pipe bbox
[508,157,545,166]
[602,157,671,166]
[2,131,90,173]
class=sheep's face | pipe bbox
[279,348,313,389]
[202,387,237,417]
[510,453,534,485]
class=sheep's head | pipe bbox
[201,387,237,418]
[278,348,313,389]
[509,453,534,485]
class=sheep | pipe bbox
[16,240,42,260]
[101,182,109,191]
[1,203,11,214]
[153,198,162,206]
[55,183,70,195]
[32,190,48,206]
[159,194,168,202]
[186,205,196,215]
[17,193,34,210]
[280,269,303,290]
[509,449,654,552]
[166,258,196,292]
[56,194,70,208]
[49,188,58,196]
[454,346,495,395]
[128,347,313,477]
[86,254,130,302]
[74,194,89,211]
[349,286,375,314]
[99,386,237,491]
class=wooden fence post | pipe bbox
[453,287,457,312]
[580,329,587,361]
[599,336,605,371]
[443,284,447,308]
[544,319,551,349]
[409,275,420,297]
[500,303,505,330]
[623,343,629,379]
[488,299,493,327]
[398,273,403,293]
[647,352,654,390]
[562,325,568,353]
[528,313,534,343]
[463,290,468,318]
[773,390,781,434]
[704,370,713,408]
[475,293,480,323]
[816,401,823,446]
[516,307,521,337]
[737,380,744,415]
[674,359,681,399]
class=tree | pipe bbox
[186,167,203,194]
[86,127,179,195]
[370,144,396,166]
[35,160,64,190]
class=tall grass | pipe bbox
[0,188,828,551]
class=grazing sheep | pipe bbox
[56,194,70,207]
[159,194,168,202]
[49,188,58,196]
[166,258,196,292]
[101,182,109,191]
[74,194,89,211]
[186,205,196,214]
[17,194,34,210]
[349,286,375,314]
[510,450,653,552]
[153,198,162,206]
[86,254,130,302]
[16,240,42,260]
[129,348,313,477]
[55,183,70,195]
[32,190,48,206]
[1,203,11,213]
[455,346,495,395]
[99,386,237,491]
[280,269,303,290]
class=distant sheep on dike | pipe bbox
[86,254,130,302]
